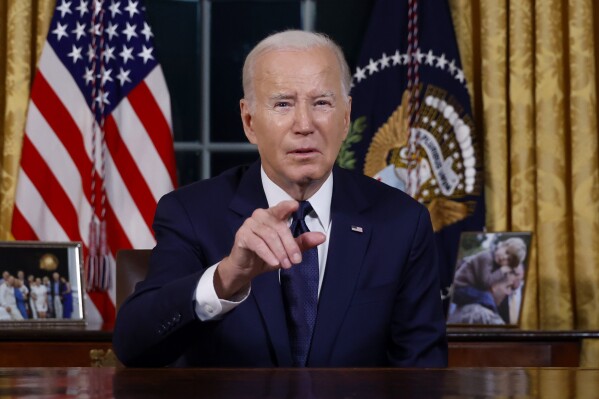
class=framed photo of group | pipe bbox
[447,231,533,327]
[0,241,85,327]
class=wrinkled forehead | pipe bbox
[253,48,343,92]
[260,47,338,72]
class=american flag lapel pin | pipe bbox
[351,225,363,233]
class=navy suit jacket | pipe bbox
[113,162,448,367]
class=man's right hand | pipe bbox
[214,200,325,300]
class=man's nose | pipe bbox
[293,103,314,134]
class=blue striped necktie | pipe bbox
[281,201,319,367]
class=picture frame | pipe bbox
[446,231,533,327]
[0,241,85,327]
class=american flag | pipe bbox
[12,0,176,325]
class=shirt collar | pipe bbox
[260,166,332,231]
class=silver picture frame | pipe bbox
[0,241,85,327]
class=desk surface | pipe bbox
[2,327,598,341]
[0,329,597,368]
[0,367,598,398]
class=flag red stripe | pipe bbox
[11,206,39,240]
[103,115,156,232]
[20,137,83,241]
[30,72,92,200]
[105,201,134,253]
[127,82,177,187]
[88,291,116,329]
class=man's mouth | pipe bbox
[289,147,317,154]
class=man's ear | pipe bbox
[240,99,257,144]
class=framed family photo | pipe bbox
[447,231,533,327]
[0,241,85,327]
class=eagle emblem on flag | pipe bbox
[363,87,480,232]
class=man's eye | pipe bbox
[315,100,331,106]
[275,102,290,108]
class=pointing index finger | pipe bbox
[268,200,299,221]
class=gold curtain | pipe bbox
[0,0,54,240]
[450,0,599,365]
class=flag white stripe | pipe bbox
[25,102,94,245]
[108,252,116,303]
[103,150,156,248]
[84,296,103,326]
[111,98,173,202]
[14,170,69,242]
[38,45,95,157]
[145,65,173,131]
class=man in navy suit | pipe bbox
[113,30,447,367]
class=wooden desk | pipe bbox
[0,326,112,367]
[447,328,599,367]
[1,327,597,367]
[0,367,597,398]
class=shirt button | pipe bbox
[205,305,214,314]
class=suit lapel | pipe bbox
[228,162,293,367]
[308,168,372,366]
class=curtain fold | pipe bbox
[508,0,538,330]
[535,0,574,331]
[0,0,54,240]
[479,0,509,233]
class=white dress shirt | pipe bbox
[194,167,333,321]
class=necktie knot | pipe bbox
[290,201,313,237]
[294,201,313,221]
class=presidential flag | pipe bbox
[12,0,176,325]
[341,0,485,304]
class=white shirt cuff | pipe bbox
[194,263,250,321]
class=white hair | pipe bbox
[496,237,527,268]
[242,30,351,110]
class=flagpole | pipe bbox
[300,0,316,32]
[201,0,212,180]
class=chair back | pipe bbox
[116,249,151,310]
